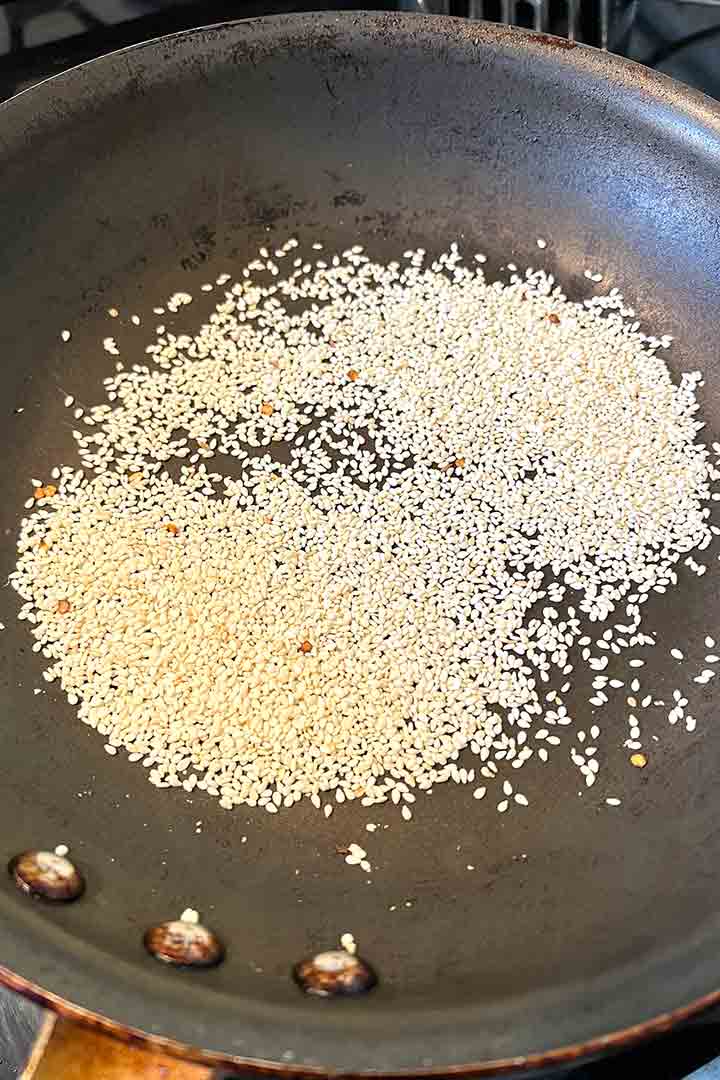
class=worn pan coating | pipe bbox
[1,12,720,1076]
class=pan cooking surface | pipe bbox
[1,13,720,1073]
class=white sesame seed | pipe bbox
[340,932,357,954]
[12,245,713,824]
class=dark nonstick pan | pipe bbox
[2,11,720,1078]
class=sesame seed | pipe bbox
[9,244,713,821]
[340,932,357,954]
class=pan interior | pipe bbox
[1,13,720,1072]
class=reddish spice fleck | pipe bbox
[164,523,180,536]
[299,640,313,654]
[454,457,465,469]
[547,313,561,325]
[260,402,274,416]
[347,370,359,382]
[56,599,71,615]
[33,487,45,500]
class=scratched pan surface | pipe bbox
[1,13,720,1075]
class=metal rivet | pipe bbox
[9,850,85,902]
[144,920,224,968]
[294,950,377,997]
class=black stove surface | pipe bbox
[1,0,720,1075]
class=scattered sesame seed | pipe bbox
[9,245,713,821]
[340,932,357,954]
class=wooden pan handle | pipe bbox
[23,1013,215,1079]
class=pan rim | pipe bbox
[2,962,720,1076]
[3,11,720,1074]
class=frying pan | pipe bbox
[2,11,720,1078]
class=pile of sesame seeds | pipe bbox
[11,241,718,818]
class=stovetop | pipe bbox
[2,0,720,1075]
